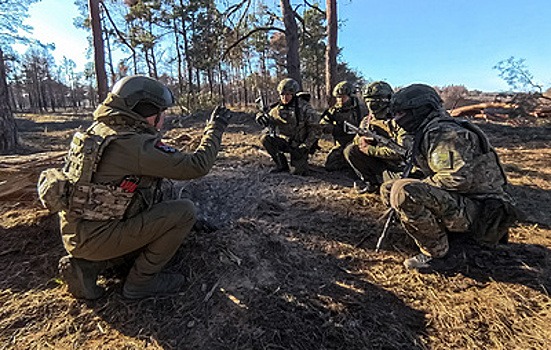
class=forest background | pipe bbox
[0,0,545,153]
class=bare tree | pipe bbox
[0,47,17,153]
[89,0,108,101]
[325,0,337,103]
[280,0,301,85]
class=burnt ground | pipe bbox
[0,112,550,349]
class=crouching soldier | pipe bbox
[344,81,411,193]
[256,78,321,176]
[320,81,366,171]
[381,84,519,269]
[38,75,233,299]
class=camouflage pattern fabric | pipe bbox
[415,111,507,197]
[381,178,478,257]
[261,134,309,175]
[261,95,321,173]
[381,110,513,256]
[320,95,365,148]
[344,143,403,185]
[346,115,411,184]
[267,96,321,149]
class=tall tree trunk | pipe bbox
[0,47,17,154]
[280,0,301,86]
[325,0,338,105]
[173,17,184,95]
[89,0,108,101]
[179,0,194,93]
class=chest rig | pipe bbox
[63,124,135,221]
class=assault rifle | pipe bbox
[343,121,407,158]
[255,92,276,137]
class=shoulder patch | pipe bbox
[155,141,177,153]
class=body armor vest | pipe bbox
[63,124,135,221]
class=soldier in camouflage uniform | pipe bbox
[55,76,232,299]
[381,84,518,269]
[344,81,410,193]
[256,78,321,176]
[320,81,366,171]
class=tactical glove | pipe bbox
[208,106,232,127]
[255,113,270,127]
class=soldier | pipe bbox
[256,78,321,176]
[381,84,518,269]
[320,81,366,171]
[52,75,232,299]
[344,81,410,193]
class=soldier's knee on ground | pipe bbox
[389,179,426,215]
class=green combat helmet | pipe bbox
[362,81,393,116]
[112,75,174,116]
[332,81,353,97]
[362,81,393,100]
[390,84,443,132]
[277,78,300,95]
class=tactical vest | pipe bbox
[62,124,135,221]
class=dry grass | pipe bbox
[0,112,549,349]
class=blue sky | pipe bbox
[19,0,551,92]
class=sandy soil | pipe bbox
[0,111,549,349]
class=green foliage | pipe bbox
[0,0,40,46]
[300,5,326,91]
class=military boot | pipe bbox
[58,256,106,300]
[123,273,186,299]
[270,153,290,173]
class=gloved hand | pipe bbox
[208,106,232,126]
[255,113,270,127]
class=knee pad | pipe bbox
[389,179,425,211]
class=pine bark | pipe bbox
[0,47,18,154]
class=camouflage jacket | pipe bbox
[354,114,412,160]
[414,110,508,198]
[320,96,366,146]
[268,95,321,149]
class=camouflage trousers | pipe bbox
[380,179,479,258]
[343,143,403,185]
[325,144,352,171]
[260,134,309,174]
[61,199,196,284]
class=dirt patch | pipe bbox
[0,113,550,349]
